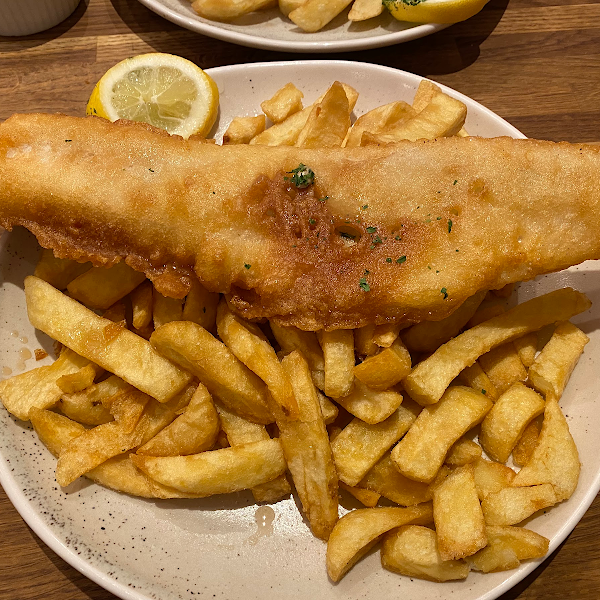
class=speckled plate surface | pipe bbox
[135,0,449,53]
[1,61,600,600]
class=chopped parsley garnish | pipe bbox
[309,218,316,225]
[244,263,251,269]
[396,256,406,264]
[366,226,378,234]
[481,389,487,395]
[448,219,453,233]
[453,180,458,185]
[373,235,382,244]
[386,257,392,263]
[318,196,329,202]
[285,164,315,188]
[395,235,401,241]
[362,204,369,210]
[441,287,448,299]
[359,277,370,292]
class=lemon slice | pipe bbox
[384,0,488,24]
[86,53,219,138]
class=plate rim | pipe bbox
[135,0,451,53]
[1,60,597,600]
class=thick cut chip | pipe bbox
[34,249,90,289]
[348,0,384,20]
[473,458,516,500]
[191,0,276,20]
[339,482,381,508]
[512,393,580,501]
[58,374,131,425]
[153,288,183,328]
[479,383,545,463]
[150,320,271,423]
[513,332,538,368]
[25,276,192,402]
[279,0,306,15]
[354,324,379,358]
[403,288,591,406]
[363,92,466,144]
[223,115,266,145]
[457,361,498,402]
[344,102,414,149]
[261,82,304,123]
[296,81,351,149]
[433,463,487,560]
[276,351,339,539]
[372,323,402,348]
[182,280,219,334]
[67,262,146,310]
[322,329,355,398]
[30,406,86,456]
[137,382,219,456]
[332,407,417,487]
[481,484,558,526]
[56,362,102,394]
[216,402,291,503]
[382,525,469,582]
[445,438,482,467]
[478,342,527,396]
[270,320,325,389]
[359,452,440,507]
[512,419,541,467]
[289,0,354,32]
[468,526,549,573]
[528,321,589,398]
[217,300,298,418]
[326,504,433,582]
[391,386,492,483]
[411,79,442,113]
[317,390,339,424]
[354,337,411,391]
[0,348,93,421]
[403,291,486,354]
[334,379,403,424]
[130,280,153,331]
[132,438,286,495]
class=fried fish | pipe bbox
[0,113,599,330]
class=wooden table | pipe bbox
[1,0,600,598]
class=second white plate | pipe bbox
[136,0,450,52]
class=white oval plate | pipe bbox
[1,60,599,600]
[136,0,450,53]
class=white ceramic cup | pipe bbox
[0,0,81,36]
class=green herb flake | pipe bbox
[359,277,370,292]
[362,204,369,210]
[244,263,251,269]
[309,218,316,225]
[285,163,315,188]
[373,235,382,244]
[441,287,448,299]
[395,235,401,241]
[366,226,378,234]
[386,257,392,263]
[453,180,458,185]
[396,256,407,264]
[481,389,487,395]
[318,196,329,202]
[448,219,453,233]
[364,269,370,275]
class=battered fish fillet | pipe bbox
[0,113,599,331]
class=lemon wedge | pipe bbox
[86,53,219,138]
[384,0,488,24]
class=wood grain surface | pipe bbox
[1,0,600,598]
